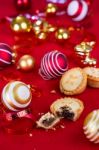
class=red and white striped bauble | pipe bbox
[67,0,89,21]
[2,81,32,111]
[0,43,13,69]
[47,0,67,4]
[39,50,68,80]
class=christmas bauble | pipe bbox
[47,0,67,4]
[39,50,68,80]
[83,110,99,144]
[46,3,58,15]
[0,43,14,69]
[17,55,35,71]
[55,28,70,41]
[2,81,32,111]
[67,0,89,21]
[11,16,32,32]
[14,0,31,10]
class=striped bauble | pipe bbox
[39,50,68,80]
[83,110,99,144]
[0,43,13,69]
[67,0,89,22]
[47,0,67,4]
[2,81,32,111]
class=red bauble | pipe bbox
[0,43,13,69]
[39,50,68,80]
[14,0,31,10]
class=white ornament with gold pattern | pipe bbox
[83,110,99,144]
[2,81,32,111]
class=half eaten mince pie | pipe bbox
[36,112,60,129]
[50,97,84,121]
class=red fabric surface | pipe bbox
[0,0,99,150]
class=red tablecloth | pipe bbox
[0,0,99,150]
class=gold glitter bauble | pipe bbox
[2,81,32,111]
[83,110,99,144]
[11,16,32,32]
[36,32,47,40]
[32,19,56,35]
[46,3,57,15]
[55,28,70,41]
[17,55,35,71]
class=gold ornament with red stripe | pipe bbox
[17,55,35,71]
[74,41,97,66]
[2,81,32,111]
[0,43,16,69]
[83,110,99,144]
[67,0,89,22]
[11,15,32,32]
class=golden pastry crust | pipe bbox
[36,112,60,129]
[50,97,84,121]
[60,67,87,95]
[83,67,99,88]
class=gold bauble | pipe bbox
[32,19,56,35]
[46,3,57,15]
[55,28,70,41]
[83,110,99,144]
[32,19,48,34]
[36,32,47,40]
[17,55,35,71]
[11,16,32,32]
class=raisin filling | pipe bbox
[57,106,74,120]
[12,114,18,120]
[42,116,56,127]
